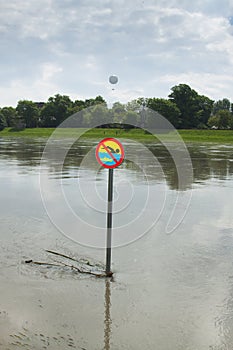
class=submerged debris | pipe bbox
[25,250,113,278]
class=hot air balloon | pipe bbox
[109,75,118,85]
[109,75,118,91]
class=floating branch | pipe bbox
[45,250,78,262]
[25,260,62,268]
[55,260,106,277]
[24,251,113,277]
[45,249,102,268]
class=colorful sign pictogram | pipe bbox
[96,138,124,169]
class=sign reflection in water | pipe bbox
[104,279,112,350]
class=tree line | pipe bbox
[1,83,233,131]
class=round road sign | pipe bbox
[96,138,124,169]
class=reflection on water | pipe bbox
[1,136,233,349]
[104,280,112,350]
[1,137,233,189]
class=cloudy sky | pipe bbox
[1,0,233,106]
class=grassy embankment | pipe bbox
[1,127,233,143]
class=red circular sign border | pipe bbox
[96,137,125,169]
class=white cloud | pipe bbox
[0,62,63,105]
[159,73,233,100]
[107,87,145,105]
[41,63,63,81]
[0,0,233,106]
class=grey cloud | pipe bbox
[160,0,233,16]
[0,0,233,105]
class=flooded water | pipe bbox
[0,136,233,349]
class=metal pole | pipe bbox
[106,168,113,276]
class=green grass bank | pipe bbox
[1,128,233,143]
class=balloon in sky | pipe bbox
[109,75,118,84]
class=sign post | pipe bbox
[106,168,113,275]
[96,138,124,276]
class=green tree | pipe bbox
[16,100,39,128]
[84,95,106,108]
[147,98,181,128]
[125,100,140,112]
[212,98,231,114]
[208,110,232,129]
[169,84,203,128]
[217,110,232,129]
[125,98,146,112]
[122,110,139,127]
[0,107,18,127]
[231,103,233,114]
[229,116,233,130]
[83,104,110,127]
[196,95,214,128]
[40,94,73,127]
[72,99,86,114]
[110,102,126,125]
[207,115,220,129]
[0,112,7,131]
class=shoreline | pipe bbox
[1,128,233,143]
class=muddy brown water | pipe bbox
[0,137,233,349]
